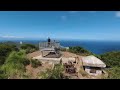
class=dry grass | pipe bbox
[26,51,41,59]
[79,69,89,77]
[25,61,54,79]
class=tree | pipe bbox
[20,44,38,53]
[0,44,18,65]
[100,51,120,67]
[21,44,37,49]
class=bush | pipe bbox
[21,58,30,66]
[0,67,7,79]
[31,59,42,68]
[49,64,64,79]
[1,50,30,79]
[100,51,120,79]
[20,44,38,54]
[2,62,26,78]
[106,67,120,79]
[26,48,36,54]
[21,44,36,49]
[0,43,18,65]
[40,64,64,79]
[100,51,120,67]
[0,57,6,66]
[69,46,92,56]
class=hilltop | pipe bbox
[0,42,119,79]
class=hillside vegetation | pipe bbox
[20,44,38,54]
[0,42,38,79]
[0,43,18,66]
[0,42,120,79]
[38,64,64,79]
[0,50,30,79]
[100,51,120,79]
[69,46,93,56]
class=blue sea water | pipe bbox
[0,39,120,54]
[59,40,120,54]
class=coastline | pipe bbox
[0,40,120,55]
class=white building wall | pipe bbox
[85,67,102,76]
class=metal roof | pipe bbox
[39,41,60,48]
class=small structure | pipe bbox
[39,38,61,58]
[82,55,106,76]
[40,47,61,58]
[39,38,61,50]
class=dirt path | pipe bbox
[27,51,41,59]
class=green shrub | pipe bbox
[39,64,64,79]
[0,67,7,79]
[100,51,120,67]
[0,44,17,65]
[21,58,30,66]
[21,44,36,49]
[0,42,19,66]
[31,59,42,68]
[49,64,64,79]
[69,46,92,56]
[21,44,38,54]
[2,62,26,78]
[1,50,30,79]
[0,57,6,66]
[26,48,36,54]
[106,67,120,79]
[100,51,120,79]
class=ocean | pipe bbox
[0,40,120,54]
[59,40,120,54]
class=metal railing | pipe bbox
[39,42,60,49]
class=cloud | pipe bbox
[116,11,120,17]
[61,15,67,20]
[0,35,24,38]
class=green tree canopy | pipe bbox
[100,51,120,67]
[100,51,120,79]
[20,44,38,54]
[0,43,18,65]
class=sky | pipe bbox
[0,11,120,41]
